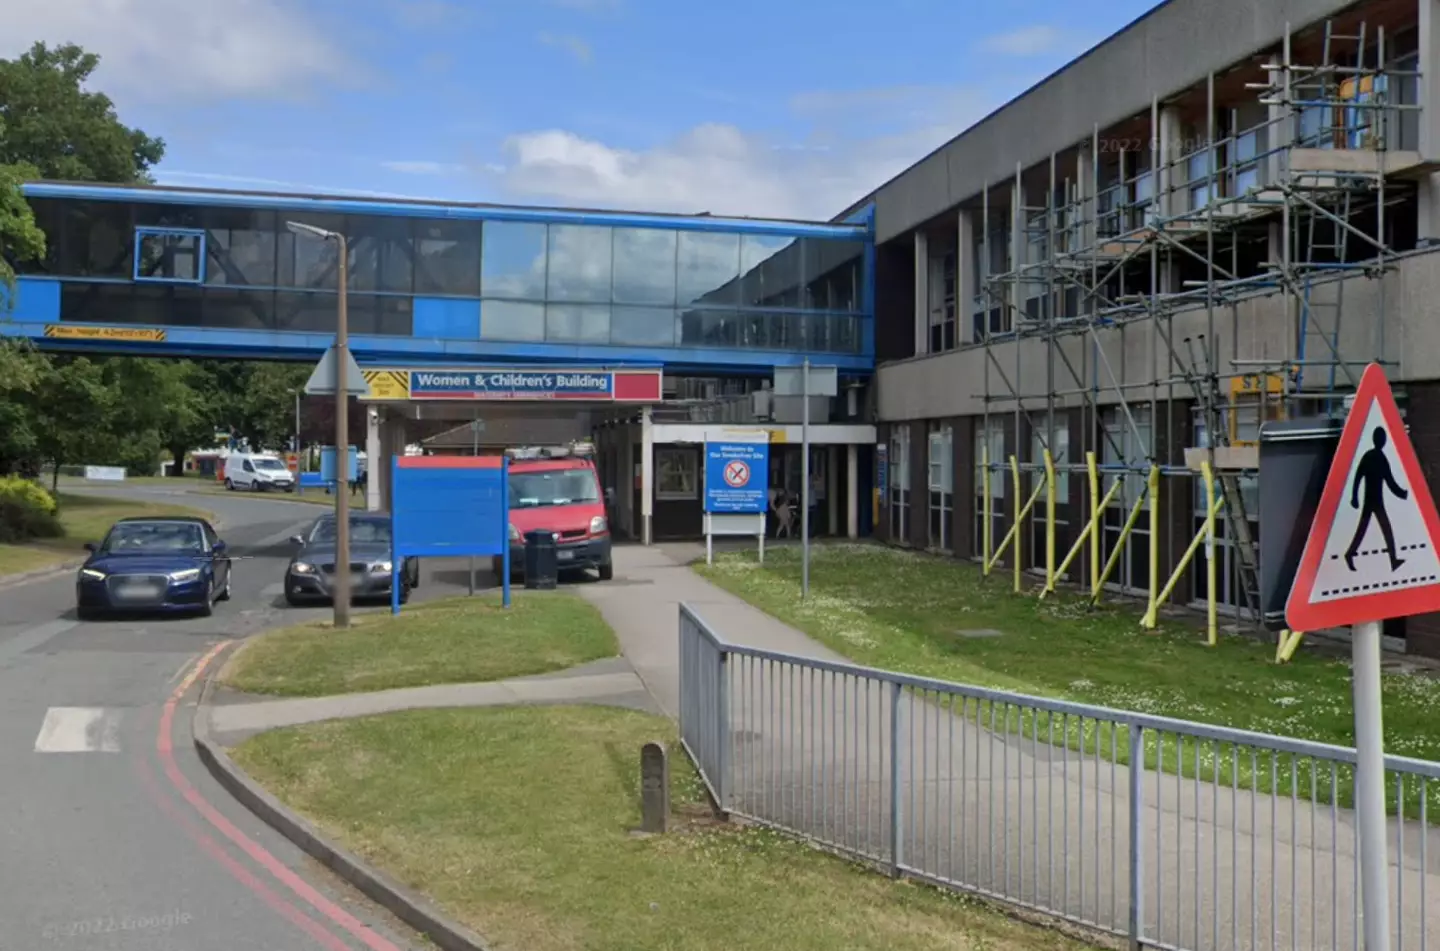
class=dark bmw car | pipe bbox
[75,516,232,620]
[284,512,419,607]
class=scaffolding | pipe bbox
[969,16,1424,637]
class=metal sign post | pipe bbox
[801,358,810,599]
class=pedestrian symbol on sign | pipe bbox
[724,460,750,488]
[1345,427,1409,573]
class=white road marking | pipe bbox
[33,707,121,753]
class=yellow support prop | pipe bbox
[985,479,1045,574]
[1042,478,1124,598]
[1044,449,1056,592]
[1092,482,1150,605]
[1087,452,1100,596]
[1204,461,1218,647]
[1147,466,1160,625]
[1142,461,1225,629]
[1278,629,1306,663]
[1012,456,1022,594]
[982,445,992,576]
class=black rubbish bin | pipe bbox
[523,530,558,590]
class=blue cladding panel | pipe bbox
[413,298,480,340]
[0,278,61,321]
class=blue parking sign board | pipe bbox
[705,442,769,514]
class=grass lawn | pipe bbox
[696,545,1440,812]
[221,593,619,697]
[0,492,214,579]
[233,705,1094,951]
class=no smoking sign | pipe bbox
[723,460,751,488]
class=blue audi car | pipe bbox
[75,516,233,620]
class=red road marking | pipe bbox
[157,643,402,951]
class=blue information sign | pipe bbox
[704,442,770,514]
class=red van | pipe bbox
[494,454,613,581]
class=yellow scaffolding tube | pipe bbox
[1091,466,1159,606]
[1276,629,1305,663]
[1042,476,1124,599]
[1012,456,1023,594]
[1142,461,1224,635]
[1088,452,1100,596]
[982,445,992,576]
[984,457,1045,578]
[1147,466,1160,625]
[1043,448,1056,592]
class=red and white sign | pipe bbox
[1286,363,1440,631]
[723,460,751,488]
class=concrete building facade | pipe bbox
[854,0,1440,658]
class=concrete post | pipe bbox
[1419,2,1440,242]
[1157,105,1183,219]
[957,209,975,343]
[640,406,654,546]
[913,230,929,356]
[365,408,381,512]
[379,415,406,513]
[846,444,859,539]
[827,445,838,534]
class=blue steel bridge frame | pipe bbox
[2,182,877,378]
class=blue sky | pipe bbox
[12,0,1161,219]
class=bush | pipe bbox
[0,476,62,543]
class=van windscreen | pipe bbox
[509,470,599,508]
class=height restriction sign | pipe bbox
[1286,363,1440,631]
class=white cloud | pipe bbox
[538,32,593,65]
[492,84,1004,220]
[3,0,354,104]
[380,160,467,175]
[981,25,1067,56]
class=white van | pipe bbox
[223,452,296,492]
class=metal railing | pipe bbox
[678,603,1440,951]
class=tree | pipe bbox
[0,160,44,293]
[0,42,164,182]
[0,339,45,475]
[30,356,116,496]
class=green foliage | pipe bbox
[0,475,61,543]
[0,42,164,182]
[0,162,45,293]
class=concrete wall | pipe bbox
[875,248,1440,421]
[863,0,1359,241]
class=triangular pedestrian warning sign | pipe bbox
[1286,363,1440,631]
[304,345,369,397]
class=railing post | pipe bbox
[716,648,730,814]
[889,679,903,878]
[1127,722,1145,951]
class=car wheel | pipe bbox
[224,478,234,491]
[400,584,412,605]
[197,585,214,618]
[597,561,614,581]
[217,573,232,601]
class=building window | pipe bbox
[655,448,698,500]
[1030,414,1070,572]
[134,228,205,284]
[972,418,1006,559]
[612,228,677,305]
[928,422,953,551]
[888,426,910,544]
[546,224,613,303]
[413,218,482,297]
[481,220,547,300]
[1100,406,1152,595]
[677,231,741,307]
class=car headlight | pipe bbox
[292,562,316,575]
[369,561,392,574]
[590,515,607,535]
[80,568,106,581]
[169,568,202,582]
[509,524,521,542]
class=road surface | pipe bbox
[0,483,503,951]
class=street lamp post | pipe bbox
[287,221,352,629]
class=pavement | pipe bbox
[0,481,546,951]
